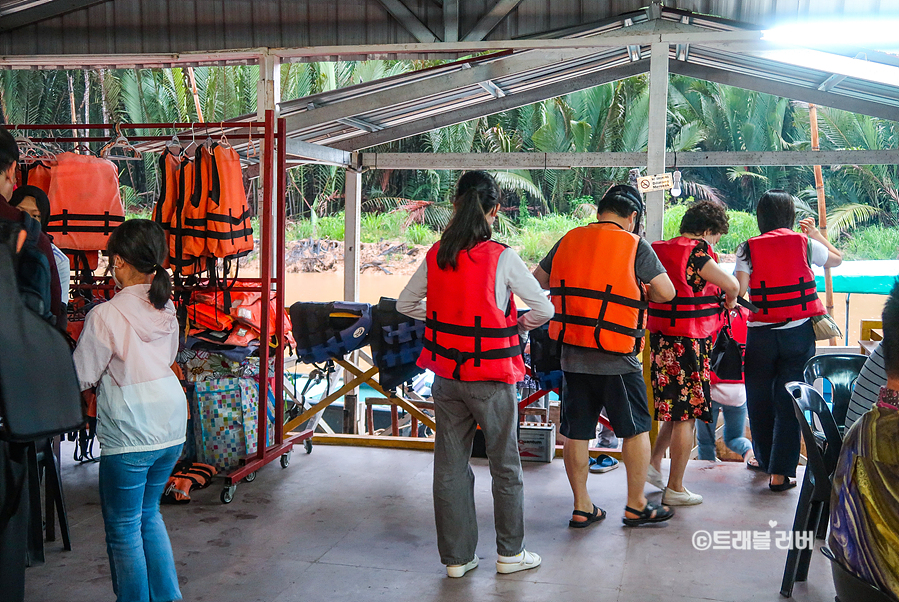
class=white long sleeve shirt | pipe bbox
[396,246,554,333]
[73,284,186,456]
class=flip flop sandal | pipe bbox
[769,478,797,492]
[568,504,606,529]
[622,501,675,527]
[589,454,620,474]
[746,457,765,471]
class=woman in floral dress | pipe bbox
[647,201,739,506]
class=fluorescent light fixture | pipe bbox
[762,19,899,51]
[756,48,899,88]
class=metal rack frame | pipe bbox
[5,113,311,503]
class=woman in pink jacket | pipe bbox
[74,219,186,602]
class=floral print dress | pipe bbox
[650,242,714,423]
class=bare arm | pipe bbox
[800,217,842,268]
[533,265,551,290]
[736,270,750,298]
[646,272,676,303]
[698,259,740,308]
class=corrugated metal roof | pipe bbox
[1,0,894,61]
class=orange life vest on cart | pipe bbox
[418,240,524,384]
[45,152,125,252]
[548,222,647,356]
[647,237,723,339]
[747,229,825,323]
[17,162,52,193]
[153,148,181,235]
[205,144,253,260]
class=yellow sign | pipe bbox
[637,173,674,192]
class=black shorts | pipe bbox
[560,371,652,440]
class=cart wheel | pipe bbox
[244,471,257,483]
[304,439,313,454]
[220,485,236,504]
[280,452,291,468]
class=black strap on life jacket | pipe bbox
[46,210,125,236]
[751,277,818,314]
[424,312,521,380]
[647,294,723,327]
[550,280,648,340]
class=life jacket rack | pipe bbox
[8,113,310,505]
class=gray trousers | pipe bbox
[431,376,525,565]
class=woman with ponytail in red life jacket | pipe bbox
[645,201,739,506]
[397,171,553,579]
[735,190,842,491]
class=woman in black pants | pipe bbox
[734,191,842,491]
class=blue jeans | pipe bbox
[696,402,752,461]
[99,445,183,602]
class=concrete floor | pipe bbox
[27,442,836,602]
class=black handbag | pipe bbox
[710,311,744,382]
[0,243,84,442]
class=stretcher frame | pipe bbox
[6,115,312,502]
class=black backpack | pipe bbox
[0,240,83,442]
[16,215,53,323]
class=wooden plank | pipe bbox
[281,366,378,434]
[336,358,437,430]
[310,433,435,450]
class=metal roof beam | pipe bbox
[478,79,506,98]
[284,139,352,167]
[444,0,459,43]
[360,149,899,170]
[375,0,438,44]
[0,0,108,34]
[336,116,384,133]
[669,61,899,122]
[283,48,619,133]
[330,59,649,151]
[463,0,527,42]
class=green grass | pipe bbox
[663,203,759,255]
[499,213,592,264]
[841,226,899,260]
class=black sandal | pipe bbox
[769,478,797,492]
[622,501,675,527]
[746,457,765,472]
[568,504,606,529]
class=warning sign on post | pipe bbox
[637,173,674,193]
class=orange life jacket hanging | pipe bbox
[167,155,205,276]
[17,162,53,194]
[548,222,648,356]
[747,229,825,323]
[647,237,723,339]
[206,144,253,260]
[45,153,125,252]
[153,148,181,235]
[418,240,524,384]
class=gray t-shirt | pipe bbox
[539,235,666,375]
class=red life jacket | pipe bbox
[45,153,125,252]
[167,156,205,276]
[418,240,524,384]
[647,237,723,339]
[711,306,750,385]
[747,229,825,323]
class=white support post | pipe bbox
[645,42,669,243]
[344,168,362,303]
[257,50,280,280]
[343,168,363,433]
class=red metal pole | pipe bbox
[257,109,275,461]
[275,117,288,446]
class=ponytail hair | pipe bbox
[106,219,172,310]
[436,171,501,270]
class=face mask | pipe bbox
[111,261,124,289]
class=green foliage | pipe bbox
[361,211,406,242]
[841,226,899,260]
[663,202,759,255]
[498,213,592,264]
[405,223,438,246]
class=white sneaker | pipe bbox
[446,556,479,578]
[646,465,665,490]
[662,487,703,506]
[496,550,542,574]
